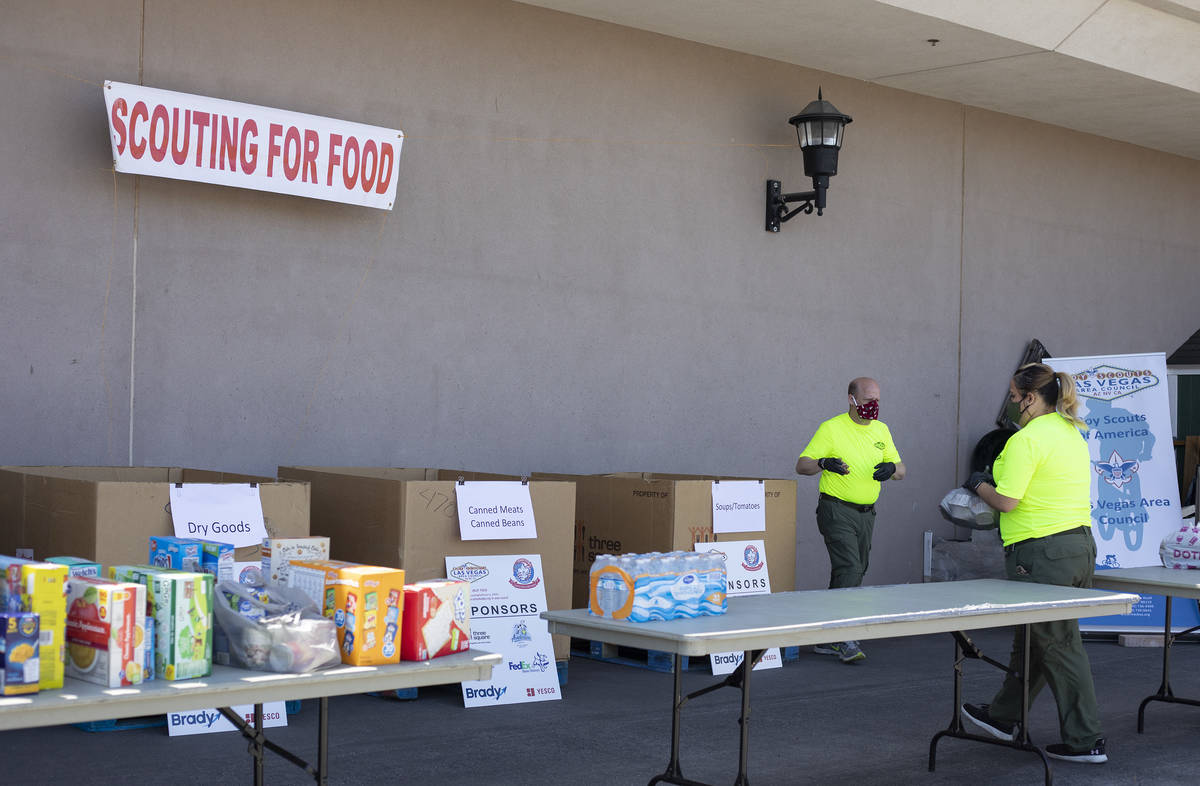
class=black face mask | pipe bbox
[1006,396,1033,427]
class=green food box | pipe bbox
[108,566,212,680]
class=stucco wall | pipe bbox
[3,0,1199,587]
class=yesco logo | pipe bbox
[465,685,507,701]
[171,710,222,728]
[449,562,490,583]
[1071,365,1159,401]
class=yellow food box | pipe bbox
[289,561,404,666]
[0,556,69,690]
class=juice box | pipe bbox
[109,566,213,680]
[65,576,146,687]
[0,612,40,696]
[192,540,235,583]
[46,557,102,578]
[148,536,202,572]
[290,561,403,666]
[0,556,68,690]
[261,537,330,586]
[400,580,470,661]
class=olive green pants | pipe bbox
[989,528,1103,751]
[815,496,875,589]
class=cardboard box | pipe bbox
[401,580,470,661]
[0,557,68,690]
[149,536,202,572]
[0,612,40,695]
[285,559,357,612]
[261,537,330,585]
[532,472,797,609]
[289,560,404,665]
[278,467,576,661]
[0,467,310,569]
[193,540,235,583]
[45,557,102,578]
[109,566,213,681]
[65,576,146,687]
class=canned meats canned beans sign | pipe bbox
[103,81,403,210]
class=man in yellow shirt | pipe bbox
[796,377,905,663]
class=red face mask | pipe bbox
[852,396,879,421]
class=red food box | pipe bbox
[400,580,470,661]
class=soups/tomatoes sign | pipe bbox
[168,484,267,548]
[103,81,402,210]
[698,540,781,674]
[446,554,560,707]
[454,482,537,541]
[711,480,766,534]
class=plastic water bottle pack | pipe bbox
[588,551,727,621]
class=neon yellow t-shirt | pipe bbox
[993,412,1092,546]
[800,413,901,505]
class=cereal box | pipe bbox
[65,576,146,688]
[400,580,470,661]
[261,537,330,586]
[109,566,212,681]
[289,561,403,666]
[0,612,40,696]
[0,556,68,690]
[148,536,202,572]
[46,557,102,578]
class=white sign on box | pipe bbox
[103,81,402,210]
[168,703,287,736]
[698,540,782,674]
[711,481,766,534]
[445,553,560,707]
[169,483,267,548]
[455,482,537,541]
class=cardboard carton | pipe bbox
[0,612,39,695]
[149,536,202,572]
[109,566,213,680]
[278,467,575,661]
[65,576,146,687]
[261,537,330,585]
[0,467,310,568]
[289,560,404,665]
[401,580,470,661]
[0,557,68,689]
[45,556,102,578]
[532,472,797,609]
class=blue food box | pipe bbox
[148,537,202,572]
[191,540,235,583]
[0,612,41,695]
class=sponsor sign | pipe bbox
[698,541,781,674]
[445,554,560,706]
[168,703,287,736]
[711,481,766,534]
[169,484,267,548]
[454,482,537,541]
[103,81,402,210]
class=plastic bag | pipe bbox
[213,575,340,673]
[939,488,997,530]
[1160,521,1200,569]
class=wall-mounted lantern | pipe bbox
[766,90,852,232]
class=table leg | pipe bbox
[317,697,329,786]
[733,650,753,786]
[648,653,685,786]
[253,703,265,786]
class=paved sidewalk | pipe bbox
[3,627,1198,784]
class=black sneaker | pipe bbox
[960,703,1017,742]
[1045,738,1107,764]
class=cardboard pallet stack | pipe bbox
[277,467,576,662]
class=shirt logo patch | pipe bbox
[874,442,885,450]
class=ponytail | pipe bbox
[1054,371,1088,432]
[1012,363,1088,432]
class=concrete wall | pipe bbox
[3,0,1199,587]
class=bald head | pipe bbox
[848,377,879,399]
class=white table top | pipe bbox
[1092,566,1200,601]
[542,579,1136,656]
[0,650,501,731]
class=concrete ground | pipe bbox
[4,628,1198,785]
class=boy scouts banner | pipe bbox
[103,81,402,209]
[1045,352,1198,631]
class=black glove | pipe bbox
[817,457,850,475]
[963,471,993,493]
[872,461,896,481]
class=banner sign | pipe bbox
[1045,352,1194,630]
[168,703,287,736]
[698,541,781,674]
[169,484,267,548]
[711,481,766,534]
[103,81,402,210]
[446,554,561,706]
[455,482,537,541]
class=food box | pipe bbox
[285,559,357,612]
[400,580,470,661]
[45,557,102,578]
[289,560,403,665]
[261,537,330,586]
[193,540,235,583]
[109,566,212,680]
[65,576,146,687]
[0,612,40,695]
[0,556,68,690]
[148,536,202,572]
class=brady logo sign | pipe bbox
[104,81,402,210]
[464,685,507,701]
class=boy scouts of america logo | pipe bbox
[1095,450,1139,490]
[741,545,763,572]
[511,620,532,647]
[509,558,540,589]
